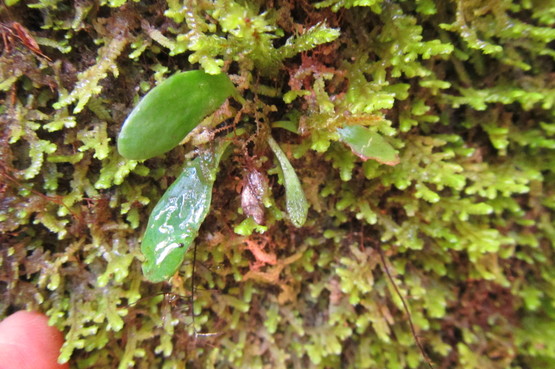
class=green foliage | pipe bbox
[117,71,235,160]
[279,22,341,59]
[267,136,309,227]
[315,0,384,13]
[1,0,554,368]
[161,0,340,75]
[53,36,128,113]
[141,142,229,282]
[337,125,399,165]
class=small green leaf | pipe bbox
[267,137,308,227]
[141,142,230,282]
[279,22,340,59]
[118,70,235,160]
[272,120,298,133]
[234,217,268,236]
[337,126,400,165]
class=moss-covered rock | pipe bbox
[1,0,554,368]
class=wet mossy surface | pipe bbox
[1,0,555,368]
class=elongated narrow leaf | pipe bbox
[337,125,400,165]
[267,137,308,227]
[141,142,229,282]
[118,71,235,160]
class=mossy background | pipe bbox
[1,0,555,368]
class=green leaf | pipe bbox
[141,141,230,282]
[272,120,299,133]
[267,137,308,227]
[279,22,340,59]
[337,126,400,165]
[117,70,235,160]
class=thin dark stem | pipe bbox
[362,227,434,369]
[191,241,198,336]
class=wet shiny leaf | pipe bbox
[141,142,230,282]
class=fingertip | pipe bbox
[0,311,68,369]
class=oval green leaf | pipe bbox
[337,126,400,165]
[118,71,235,160]
[267,136,308,227]
[141,142,229,282]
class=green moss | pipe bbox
[1,0,554,368]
